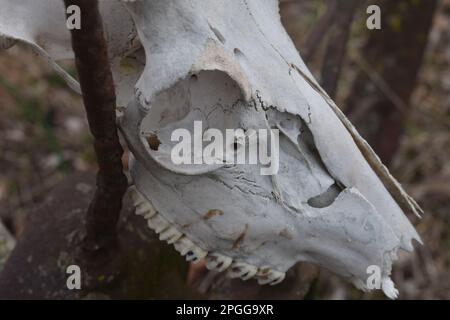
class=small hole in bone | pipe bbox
[146,134,161,151]
[191,74,198,81]
[233,48,244,57]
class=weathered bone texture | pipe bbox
[0,0,141,105]
[0,0,422,299]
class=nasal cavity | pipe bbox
[307,183,342,208]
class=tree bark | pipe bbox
[64,0,128,258]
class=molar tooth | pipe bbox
[185,245,207,263]
[159,226,182,244]
[268,270,286,285]
[135,202,156,218]
[147,214,170,233]
[205,253,233,272]
[173,237,195,256]
[129,186,145,206]
[256,268,285,285]
[381,277,399,300]
[173,237,207,262]
[240,266,258,280]
[130,187,157,218]
[143,210,157,220]
[227,262,258,280]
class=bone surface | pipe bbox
[121,0,421,298]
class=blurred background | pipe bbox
[0,0,448,299]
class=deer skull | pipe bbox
[0,0,422,299]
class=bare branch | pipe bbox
[320,0,359,99]
[63,0,128,257]
[301,0,338,63]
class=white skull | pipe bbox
[0,0,422,299]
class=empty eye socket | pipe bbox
[135,70,252,175]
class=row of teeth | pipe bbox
[130,186,286,285]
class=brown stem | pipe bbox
[63,0,128,256]
[320,0,359,99]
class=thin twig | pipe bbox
[301,0,338,63]
[350,52,450,129]
[64,0,128,256]
[351,52,408,114]
[320,0,359,99]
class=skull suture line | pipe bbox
[0,0,423,299]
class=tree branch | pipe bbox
[301,0,338,64]
[320,0,359,99]
[63,0,128,257]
